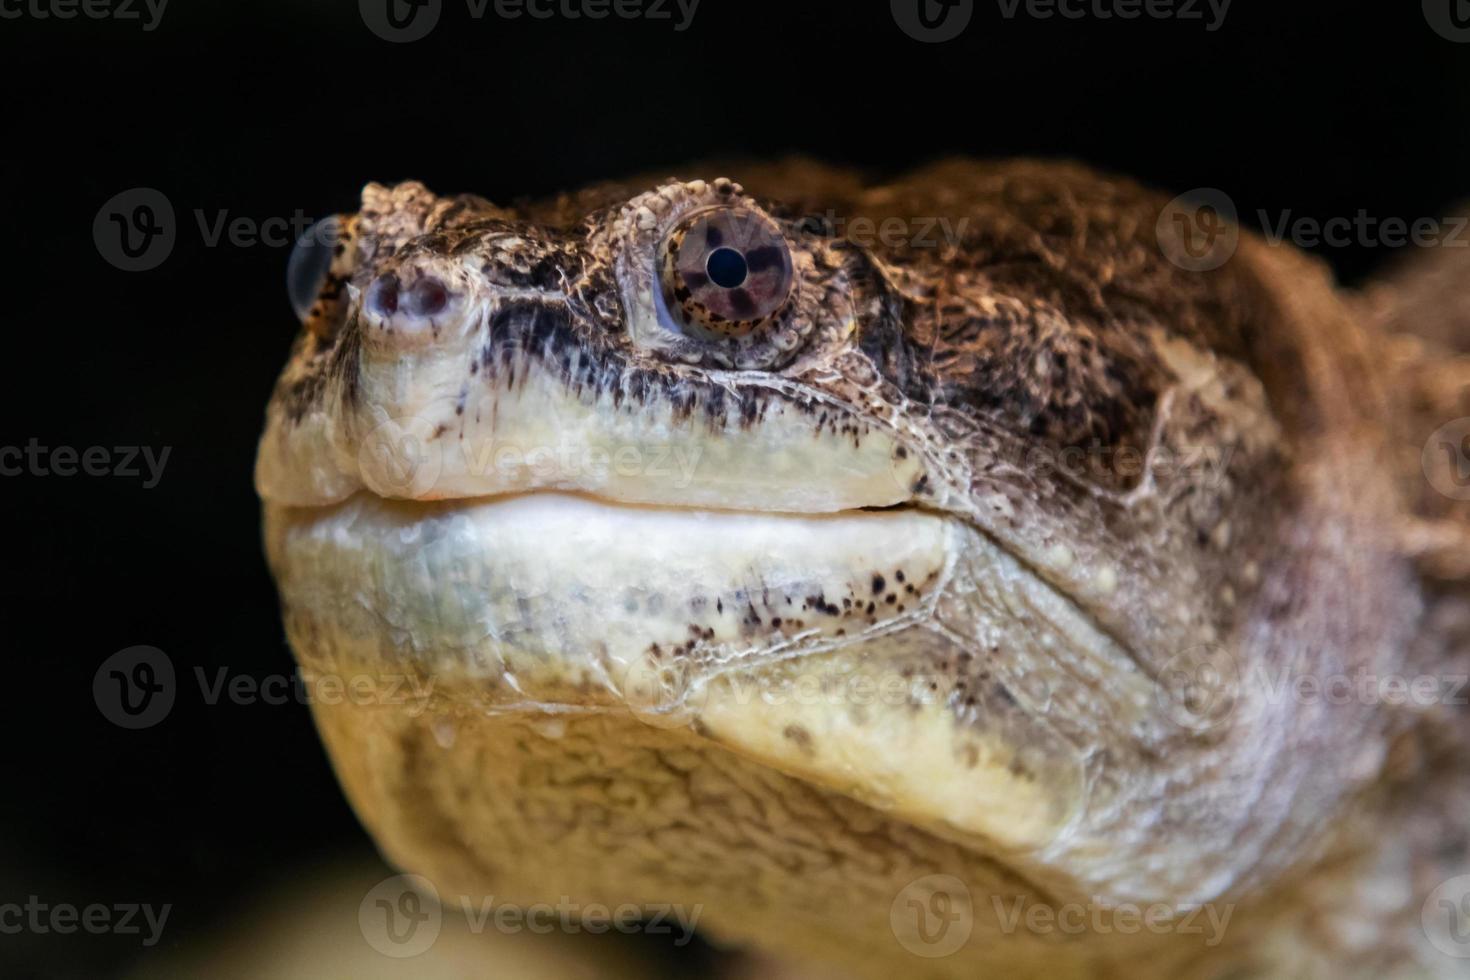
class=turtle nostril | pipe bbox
[406,276,449,317]
[365,273,451,322]
[365,274,400,318]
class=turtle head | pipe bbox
[257,164,1420,972]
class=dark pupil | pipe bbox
[705,246,748,289]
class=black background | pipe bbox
[4,1,1468,976]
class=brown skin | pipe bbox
[258,160,1470,977]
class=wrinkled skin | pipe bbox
[256,161,1470,978]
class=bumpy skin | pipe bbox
[257,161,1470,978]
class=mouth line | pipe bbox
[279,484,925,522]
[265,489,957,665]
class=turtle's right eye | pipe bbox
[286,214,343,329]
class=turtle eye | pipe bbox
[287,217,340,324]
[658,207,794,338]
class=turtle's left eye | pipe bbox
[658,207,794,338]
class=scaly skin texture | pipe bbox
[257,160,1470,977]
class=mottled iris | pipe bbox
[659,207,794,338]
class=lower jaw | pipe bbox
[265,490,1108,933]
[263,489,959,714]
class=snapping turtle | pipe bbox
[256,161,1470,978]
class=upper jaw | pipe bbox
[256,295,926,514]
